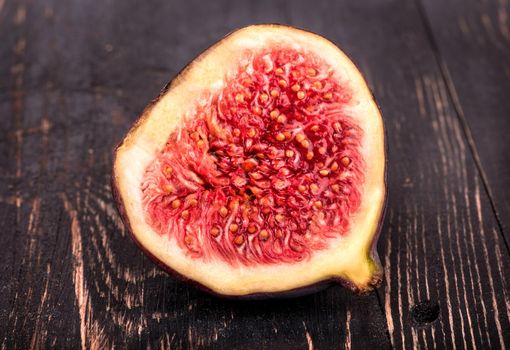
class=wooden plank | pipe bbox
[417,0,510,345]
[419,0,510,242]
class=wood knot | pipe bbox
[411,300,440,324]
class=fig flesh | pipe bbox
[113,24,386,297]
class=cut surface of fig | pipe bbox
[142,48,364,266]
[113,24,386,297]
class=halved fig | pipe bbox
[113,24,386,297]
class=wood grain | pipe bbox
[0,0,509,349]
[420,0,510,242]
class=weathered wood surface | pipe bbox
[420,0,510,239]
[0,0,509,349]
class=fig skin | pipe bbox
[112,24,387,298]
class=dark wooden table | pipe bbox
[1,0,510,348]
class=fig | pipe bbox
[113,24,386,297]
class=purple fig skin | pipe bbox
[111,24,387,299]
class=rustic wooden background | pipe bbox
[1,0,510,348]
